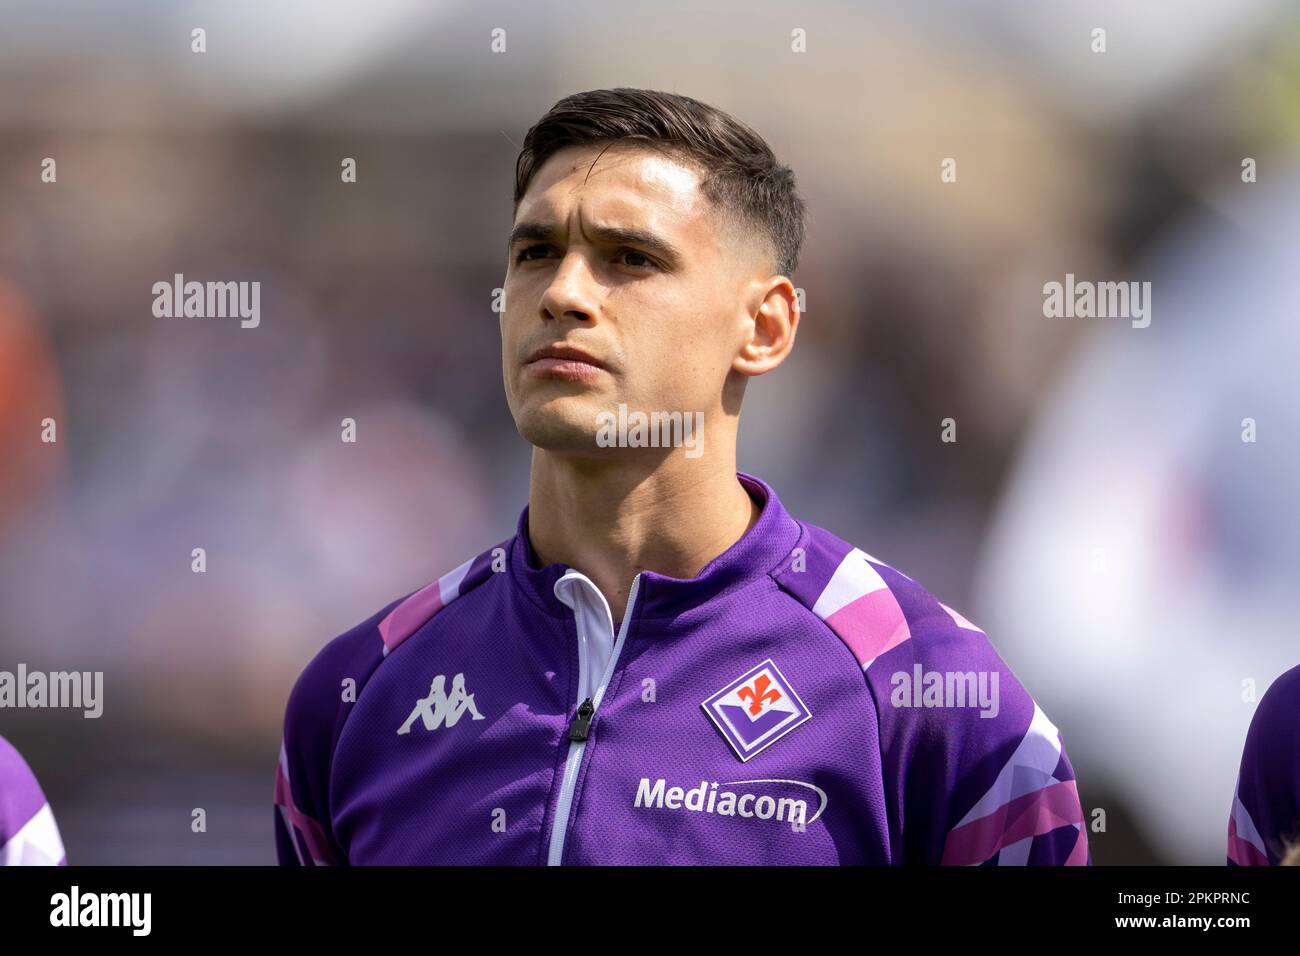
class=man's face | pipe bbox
[501,143,764,456]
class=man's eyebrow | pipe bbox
[508,220,683,265]
[508,221,557,248]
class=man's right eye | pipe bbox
[514,244,554,263]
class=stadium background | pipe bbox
[1,0,1298,863]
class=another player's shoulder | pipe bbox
[0,733,42,816]
[0,734,65,865]
[772,519,996,673]
[286,538,509,725]
[1229,664,1300,865]
[0,734,30,776]
[1236,662,1300,797]
[1251,664,1300,745]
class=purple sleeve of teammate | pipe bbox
[1228,664,1300,865]
[0,734,66,866]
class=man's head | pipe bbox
[502,88,805,459]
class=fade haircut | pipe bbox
[513,88,806,278]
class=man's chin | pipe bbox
[513,398,611,455]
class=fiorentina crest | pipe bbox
[702,659,811,761]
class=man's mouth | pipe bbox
[522,344,608,384]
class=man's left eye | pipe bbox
[619,249,656,269]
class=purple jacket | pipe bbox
[276,472,1088,865]
[1228,664,1300,865]
[0,735,66,866]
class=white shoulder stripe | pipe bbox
[1,802,65,866]
[439,556,474,605]
[940,602,983,632]
[812,548,889,620]
[1231,793,1268,858]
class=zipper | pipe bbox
[568,698,595,741]
[545,572,643,866]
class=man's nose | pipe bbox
[539,251,599,324]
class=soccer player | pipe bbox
[276,88,1089,865]
[0,734,66,865]
[1227,664,1300,865]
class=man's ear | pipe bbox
[733,276,799,377]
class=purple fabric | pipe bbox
[0,734,66,865]
[1228,664,1300,865]
[276,472,1088,865]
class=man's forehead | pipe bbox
[512,143,770,272]
[521,144,708,221]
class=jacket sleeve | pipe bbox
[275,665,346,866]
[274,599,400,866]
[1227,664,1300,865]
[0,734,67,866]
[866,622,1090,866]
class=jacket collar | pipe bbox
[509,471,801,621]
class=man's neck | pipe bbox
[526,451,760,623]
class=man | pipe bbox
[276,87,1088,865]
[0,734,66,865]
[1228,664,1300,865]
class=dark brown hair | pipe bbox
[513,88,806,277]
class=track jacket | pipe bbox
[275,472,1089,865]
[1227,663,1299,865]
[0,734,66,866]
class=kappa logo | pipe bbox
[397,672,485,735]
[702,659,811,761]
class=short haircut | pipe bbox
[513,88,806,277]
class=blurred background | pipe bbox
[1,0,1297,864]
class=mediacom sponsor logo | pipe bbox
[634,777,827,829]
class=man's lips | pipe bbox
[522,345,608,383]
